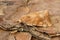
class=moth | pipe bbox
[19,10,52,27]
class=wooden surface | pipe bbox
[0,0,60,40]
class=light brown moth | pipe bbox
[19,10,52,27]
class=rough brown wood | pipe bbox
[0,0,60,40]
[15,32,31,40]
